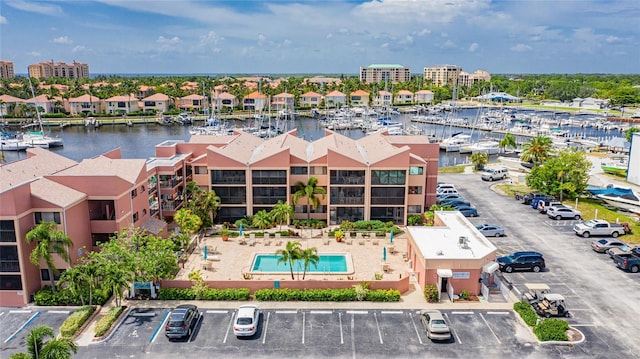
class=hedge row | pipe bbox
[254,288,401,302]
[94,306,125,338]
[157,287,250,301]
[514,301,569,341]
[60,305,95,337]
[34,286,110,306]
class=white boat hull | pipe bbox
[597,194,640,214]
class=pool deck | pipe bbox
[176,227,410,282]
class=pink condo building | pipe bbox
[0,148,167,307]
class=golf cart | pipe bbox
[521,283,551,304]
[533,293,570,318]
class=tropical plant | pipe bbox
[499,132,517,152]
[292,176,326,220]
[300,247,320,280]
[270,201,294,231]
[520,134,553,166]
[252,210,273,235]
[624,126,639,142]
[25,222,73,292]
[183,181,221,228]
[526,148,591,199]
[275,241,302,280]
[174,208,203,246]
[470,151,488,171]
[9,325,78,359]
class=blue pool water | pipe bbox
[251,254,348,273]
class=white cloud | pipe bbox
[412,28,431,36]
[157,36,181,45]
[511,43,532,52]
[6,0,64,16]
[469,42,479,52]
[27,51,41,57]
[258,34,267,46]
[0,16,7,24]
[381,42,389,48]
[441,40,457,49]
[72,45,86,53]
[52,36,73,44]
[200,31,224,46]
[326,33,333,39]
[283,39,292,46]
[605,36,621,43]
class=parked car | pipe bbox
[613,253,640,273]
[520,192,545,205]
[607,244,640,258]
[591,238,627,253]
[436,194,463,204]
[436,183,456,191]
[547,206,581,220]
[475,224,505,237]
[531,196,555,210]
[165,305,200,339]
[419,310,452,341]
[233,305,260,337]
[573,219,628,238]
[497,251,545,273]
[436,188,459,196]
[453,205,478,217]
[440,199,471,208]
[481,166,508,181]
[537,200,564,214]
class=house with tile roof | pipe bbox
[141,93,171,113]
[373,90,393,107]
[68,94,102,115]
[272,92,295,111]
[299,91,323,108]
[395,90,414,104]
[0,94,25,116]
[212,92,238,111]
[350,90,370,107]
[242,91,268,111]
[415,90,434,104]
[325,90,347,108]
[178,94,207,112]
[104,94,140,115]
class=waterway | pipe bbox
[1,108,627,166]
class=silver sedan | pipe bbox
[476,223,505,237]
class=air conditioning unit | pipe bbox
[458,236,467,245]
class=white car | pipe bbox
[233,305,260,337]
[547,206,581,220]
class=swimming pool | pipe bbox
[250,253,353,274]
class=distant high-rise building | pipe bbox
[458,70,491,87]
[0,60,15,79]
[423,65,462,87]
[28,60,89,79]
[360,64,411,84]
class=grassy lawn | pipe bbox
[494,184,640,244]
[438,165,467,174]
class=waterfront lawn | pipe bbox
[438,165,467,174]
[572,198,640,244]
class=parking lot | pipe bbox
[0,307,74,356]
[77,307,543,358]
[442,173,640,358]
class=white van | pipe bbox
[436,183,456,192]
[481,167,508,181]
[436,188,459,195]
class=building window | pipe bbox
[409,166,424,175]
[290,166,308,175]
[213,187,247,204]
[371,170,406,185]
[133,212,139,223]
[0,245,20,272]
[194,166,208,175]
[0,275,22,290]
[88,200,116,220]
[0,221,17,243]
[408,205,422,214]
[252,170,287,185]
[140,185,146,193]
[142,209,147,216]
[371,187,405,205]
[310,166,327,175]
[408,186,422,195]
[91,233,111,246]
[253,187,287,205]
[330,170,365,185]
[40,269,64,281]
[211,170,245,184]
[34,212,61,224]
[131,188,138,198]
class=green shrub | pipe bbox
[253,288,400,302]
[366,289,401,302]
[33,286,110,306]
[424,284,439,303]
[94,306,125,338]
[533,318,569,341]
[514,301,539,327]
[157,287,250,301]
[60,305,95,337]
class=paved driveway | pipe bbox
[440,172,640,357]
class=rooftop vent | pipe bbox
[458,236,469,249]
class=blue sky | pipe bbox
[1,0,638,75]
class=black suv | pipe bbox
[497,251,545,273]
[165,304,200,339]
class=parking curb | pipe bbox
[90,306,131,345]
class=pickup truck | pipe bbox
[572,219,627,238]
[613,253,640,273]
[607,245,640,258]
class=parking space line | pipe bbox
[333,312,341,345]
[346,310,368,315]
[276,310,297,314]
[479,313,501,345]
[262,312,271,344]
[0,312,4,318]
[206,310,228,314]
[223,313,234,344]
[486,312,510,315]
[310,310,332,314]
[301,312,306,344]
[451,311,474,315]
[373,312,383,344]
[149,311,169,344]
[380,310,403,314]
[4,312,40,343]
[47,310,70,314]
[189,314,203,343]
[570,324,598,327]
[9,310,31,314]
[409,312,423,345]
[443,313,462,345]
[132,312,156,317]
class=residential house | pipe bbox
[0,94,25,116]
[68,94,102,116]
[141,93,171,113]
[272,92,295,111]
[104,94,140,115]
[324,90,347,108]
[350,90,370,107]
[178,94,207,113]
[415,90,434,104]
[373,90,393,107]
[136,85,155,100]
[242,91,268,112]
[299,91,323,108]
[212,92,239,111]
[394,90,414,104]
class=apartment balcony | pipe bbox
[148,182,158,194]
[159,176,183,189]
[330,196,364,205]
[161,199,184,212]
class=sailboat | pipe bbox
[22,78,63,148]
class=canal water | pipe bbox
[1,108,626,166]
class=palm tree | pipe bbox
[499,132,517,153]
[300,247,320,280]
[252,210,273,236]
[275,241,302,280]
[25,222,73,292]
[9,325,78,359]
[520,134,553,166]
[292,176,326,220]
[270,201,294,231]
[470,151,488,171]
[57,266,88,305]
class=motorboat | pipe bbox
[461,139,500,155]
[588,185,640,214]
[21,131,64,148]
[1,137,29,151]
[600,156,629,176]
[439,134,471,152]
